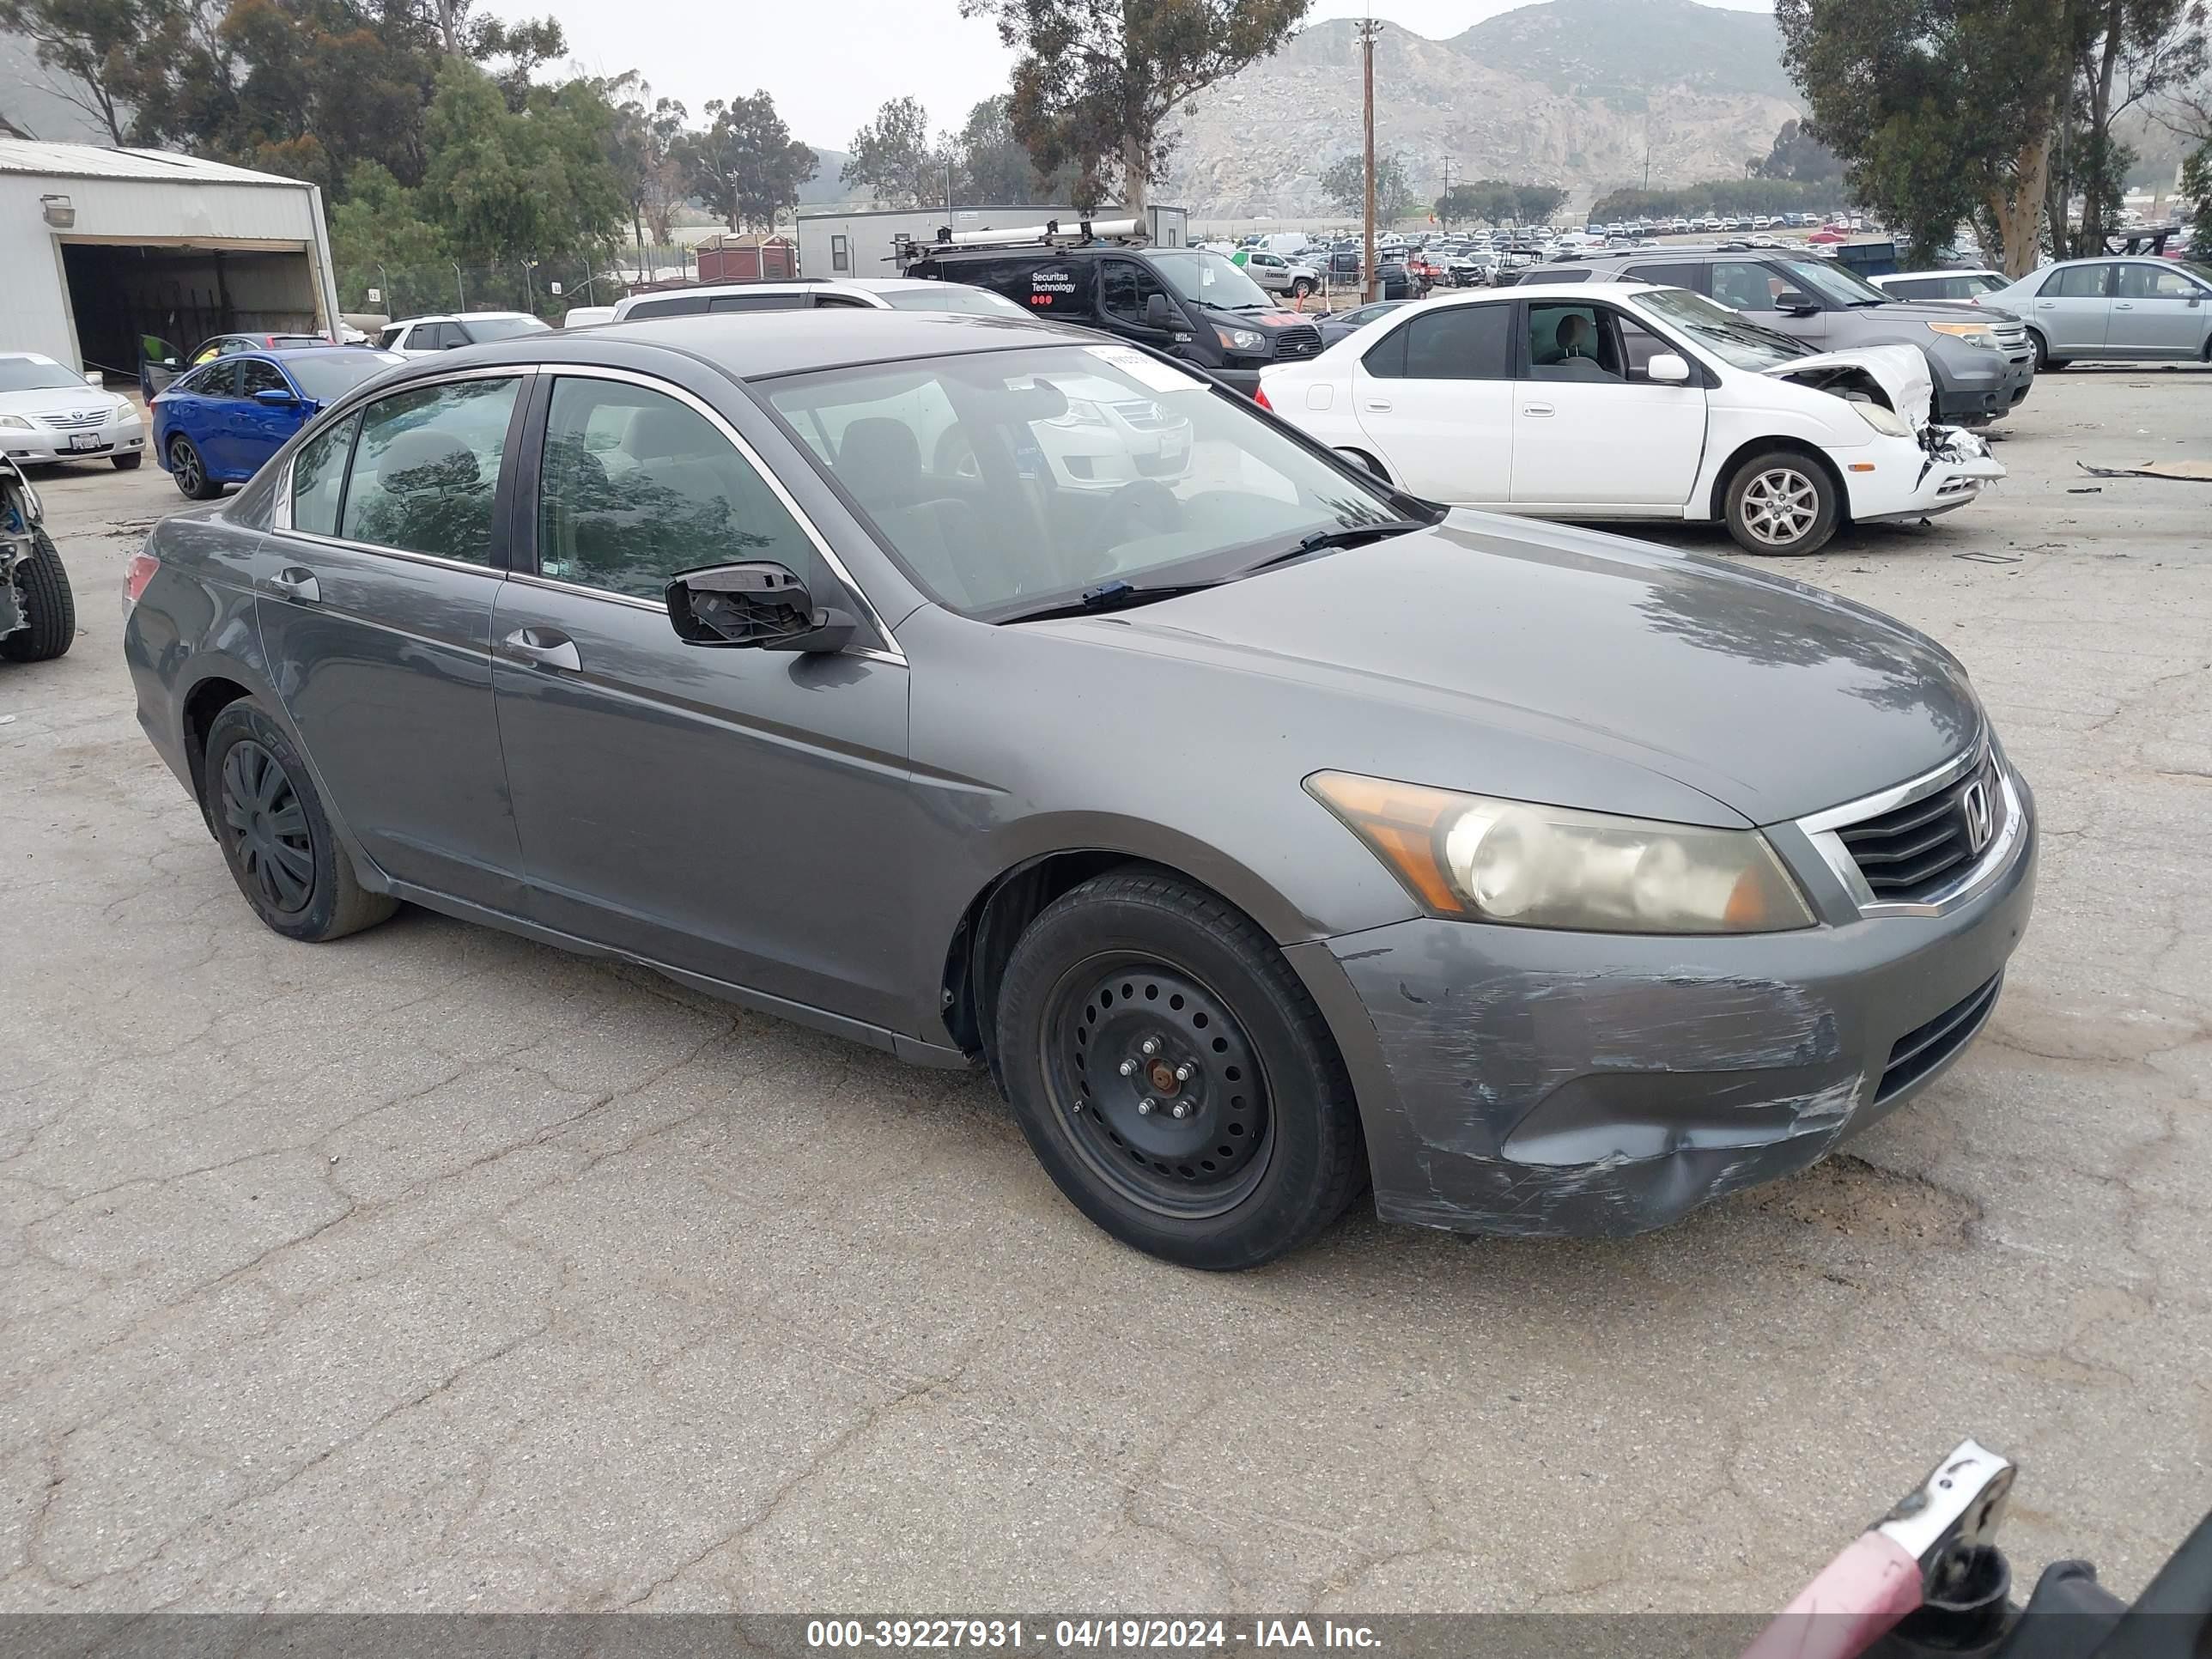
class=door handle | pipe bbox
[501,626,580,672]
[267,567,319,603]
[2035,301,2056,308]
[1362,398,1393,411]
[2114,302,2135,310]
[1521,403,1555,417]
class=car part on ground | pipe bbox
[121,310,2037,1267]
[0,454,73,662]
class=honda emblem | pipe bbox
[1961,779,1993,856]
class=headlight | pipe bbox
[1307,772,1814,934]
[1927,321,1997,349]
[1855,399,1913,438]
[1048,397,1112,428]
[1217,326,1267,352]
[0,415,31,430]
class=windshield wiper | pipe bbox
[1247,519,1429,569]
[997,579,1225,624]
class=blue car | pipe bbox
[152,347,402,500]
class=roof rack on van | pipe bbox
[894,216,1148,269]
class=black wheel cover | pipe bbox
[172,440,201,496]
[1044,954,1274,1218]
[218,738,316,915]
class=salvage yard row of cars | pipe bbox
[97,228,2040,1266]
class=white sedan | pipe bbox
[1255,281,2004,556]
[0,353,147,471]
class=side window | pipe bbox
[811,295,872,309]
[1623,262,1707,290]
[1617,315,1673,380]
[289,414,357,537]
[705,292,809,312]
[2044,264,2111,299]
[378,325,406,350]
[631,294,709,319]
[339,377,520,566]
[434,322,472,349]
[2118,263,2198,299]
[1711,260,1777,311]
[538,378,820,602]
[217,339,251,356]
[1361,323,1409,380]
[1399,304,1511,380]
[830,234,850,273]
[199,362,244,398]
[1527,302,1624,381]
[1102,260,1170,326]
[237,359,289,398]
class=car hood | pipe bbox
[0,386,125,418]
[1765,344,1933,430]
[1041,514,1982,827]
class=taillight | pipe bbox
[1254,386,1273,410]
[122,549,159,616]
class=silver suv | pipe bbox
[1517,247,2035,424]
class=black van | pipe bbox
[903,240,1325,397]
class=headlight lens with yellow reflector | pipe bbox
[1305,772,1815,934]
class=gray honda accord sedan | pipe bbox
[121,311,2035,1269]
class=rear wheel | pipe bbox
[0,527,75,662]
[996,867,1365,1270]
[168,436,220,501]
[1725,450,1838,556]
[1291,276,1316,299]
[203,699,396,942]
[112,452,143,471]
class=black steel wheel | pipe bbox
[219,737,316,915]
[1047,957,1275,1218]
[997,866,1366,1270]
[169,436,220,501]
[201,698,396,942]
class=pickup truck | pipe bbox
[1230,247,1321,298]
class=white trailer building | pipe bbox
[0,140,340,380]
[797,203,1190,281]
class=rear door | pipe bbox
[2110,260,2210,356]
[1350,300,1516,502]
[254,368,530,908]
[489,368,915,1025]
[159,362,237,469]
[1510,300,1707,509]
[2029,264,2112,354]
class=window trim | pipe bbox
[269,364,536,582]
[508,363,906,666]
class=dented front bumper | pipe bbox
[1285,781,2037,1238]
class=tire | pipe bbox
[112,452,143,471]
[168,436,221,501]
[1724,449,1838,556]
[2030,331,2068,372]
[1291,277,1316,299]
[201,699,396,943]
[0,527,75,662]
[995,866,1366,1271]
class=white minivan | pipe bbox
[1258,281,2003,556]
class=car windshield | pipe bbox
[2182,260,2212,289]
[466,316,552,341]
[284,351,404,400]
[764,343,1419,622]
[1778,257,1893,306]
[884,287,1028,317]
[0,357,85,393]
[1634,288,1810,368]
[1147,250,1274,312]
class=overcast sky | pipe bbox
[544,0,1773,150]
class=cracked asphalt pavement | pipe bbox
[3,368,2209,1615]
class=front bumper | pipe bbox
[1288,776,2036,1238]
[1,420,146,465]
[1933,351,2033,423]
[1850,426,2008,525]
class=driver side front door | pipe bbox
[489,368,920,1032]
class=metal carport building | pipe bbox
[0,140,340,381]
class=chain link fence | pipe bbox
[335,254,689,327]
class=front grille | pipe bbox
[1989,321,2026,347]
[1108,398,1171,430]
[35,408,106,430]
[1877,974,2002,1103]
[1836,750,2004,903]
[1273,325,1323,360]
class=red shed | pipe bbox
[693,234,798,283]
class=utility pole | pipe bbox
[1359,16,1381,301]
[1439,155,1457,230]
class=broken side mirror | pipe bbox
[665,561,855,654]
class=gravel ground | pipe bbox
[3,365,2208,1615]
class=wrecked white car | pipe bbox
[1259,280,2006,555]
[1,453,74,663]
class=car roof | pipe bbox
[395,311,536,325]
[260,345,391,359]
[430,308,1088,381]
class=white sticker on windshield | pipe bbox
[1085,344,1209,394]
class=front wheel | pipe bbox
[0,527,75,661]
[202,699,397,942]
[1724,450,1838,556]
[168,436,221,501]
[995,867,1366,1271]
[1290,277,1316,299]
[112,452,143,471]
[2031,331,2069,372]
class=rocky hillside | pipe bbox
[1163,1,1805,221]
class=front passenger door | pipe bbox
[1510,302,1707,508]
[2110,261,2210,356]
[490,371,916,1028]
